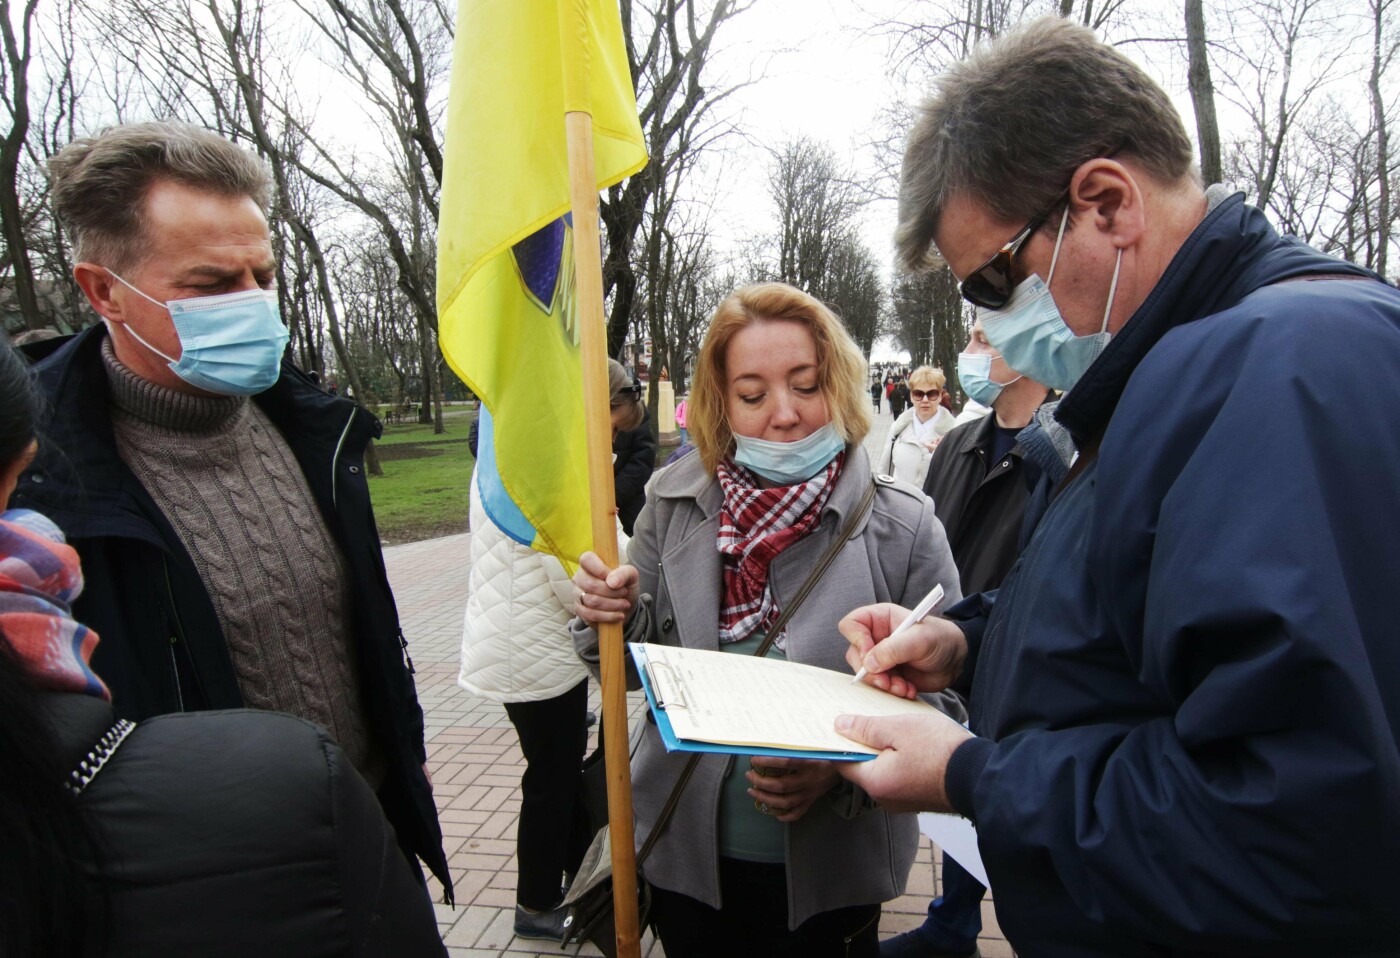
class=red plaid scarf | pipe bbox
[715,452,844,647]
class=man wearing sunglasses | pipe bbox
[835,16,1400,958]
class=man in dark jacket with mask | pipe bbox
[15,120,451,898]
[837,17,1400,957]
[882,325,1051,958]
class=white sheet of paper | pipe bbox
[918,813,989,889]
[641,644,954,754]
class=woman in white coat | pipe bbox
[458,359,643,942]
[875,365,957,487]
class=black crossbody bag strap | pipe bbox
[637,477,878,864]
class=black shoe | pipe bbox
[513,903,572,942]
[880,928,978,958]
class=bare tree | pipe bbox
[768,138,863,295]
[1184,0,1222,185]
[1218,0,1346,213]
[1367,0,1398,278]
[600,0,754,357]
[823,235,884,357]
[0,0,41,328]
[891,266,968,396]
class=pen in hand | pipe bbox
[850,583,945,685]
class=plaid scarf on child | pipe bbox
[0,509,109,700]
[715,452,844,648]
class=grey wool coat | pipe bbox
[573,444,963,929]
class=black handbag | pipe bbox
[559,479,877,955]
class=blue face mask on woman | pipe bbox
[732,422,846,485]
[978,207,1122,393]
[108,272,290,396]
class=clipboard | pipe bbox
[631,642,946,762]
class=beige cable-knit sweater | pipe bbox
[103,339,384,787]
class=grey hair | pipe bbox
[896,16,1195,272]
[607,358,645,432]
[47,120,275,271]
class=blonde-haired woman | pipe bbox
[459,358,643,942]
[876,365,957,487]
[571,283,962,956]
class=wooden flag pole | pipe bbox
[565,108,643,958]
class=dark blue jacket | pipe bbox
[14,326,451,899]
[943,196,1400,956]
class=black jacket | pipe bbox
[14,326,451,896]
[921,411,1043,596]
[47,693,446,957]
[612,419,656,536]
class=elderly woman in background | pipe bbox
[571,283,962,957]
[876,365,957,487]
[459,358,643,942]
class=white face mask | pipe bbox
[979,206,1122,393]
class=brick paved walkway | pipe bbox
[389,405,1012,956]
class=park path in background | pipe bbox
[387,406,1012,956]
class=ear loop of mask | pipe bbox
[1044,205,1123,335]
[1102,247,1123,334]
[1046,205,1070,286]
[105,271,180,364]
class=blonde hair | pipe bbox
[909,365,946,392]
[690,283,871,473]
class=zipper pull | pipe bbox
[398,628,416,674]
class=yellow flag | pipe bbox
[438,0,647,563]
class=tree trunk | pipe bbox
[416,313,434,426]
[0,0,43,329]
[1185,0,1223,186]
[1369,0,1392,280]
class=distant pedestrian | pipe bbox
[876,366,956,487]
[675,396,689,444]
[870,380,882,412]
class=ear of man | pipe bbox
[1068,158,1146,250]
[72,264,128,325]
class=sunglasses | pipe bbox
[611,381,643,406]
[959,201,1061,310]
[910,389,940,400]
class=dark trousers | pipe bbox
[650,857,880,958]
[503,679,591,910]
[915,854,985,950]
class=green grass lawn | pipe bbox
[365,403,682,546]
[367,406,476,545]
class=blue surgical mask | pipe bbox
[979,207,1122,393]
[732,422,846,485]
[957,352,1021,408]
[108,272,289,396]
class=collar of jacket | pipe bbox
[888,408,915,437]
[651,441,877,535]
[18,325,380,544]
[955,409,1021,462]
[1054,193,1377,447]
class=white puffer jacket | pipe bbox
[458,473,623,702]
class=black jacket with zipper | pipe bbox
[921,409,1044,596]
[14,325,451,896]
[47,693,447,957]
